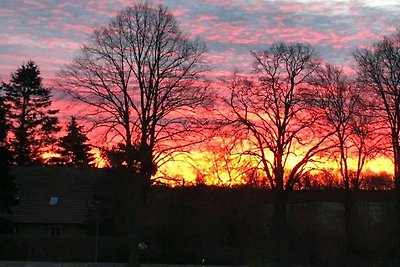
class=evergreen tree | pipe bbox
[4,61,60,165]
[102,143,140,169]
[58,116,94,166]
[0,88,9,151]
[0,89,18,214]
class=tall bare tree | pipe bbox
[310,64,378,190]
[354,31,400,189]
[221,42,329,261]
[354,30,400,254]
[309,63,378,254]
[59,3,209,266]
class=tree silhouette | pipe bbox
[354,32,400,189]
[0,88,10,154]
[58,117,94,167]
[221,42,331,262]
[309,63,379,254]
[0,88,18,214]
[196,138,261,187]
[354,30,400,257]
[102,144,128,169]
[3,61,60,165]
[310,64,359,191]
[101,142,142,170]
[59,3,209,266]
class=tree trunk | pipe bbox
[127,196,141,267]
[126,143,152,267]
[344,190,354,256]
[395,163,400,258]
[271,191,288,265]
[394,146,400,258]
[127,172,149,267]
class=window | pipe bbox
[50,226,61,237]
[49,196,59,206]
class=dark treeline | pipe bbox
[2,1,400,266]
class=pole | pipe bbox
[95,201,99,262]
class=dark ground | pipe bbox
[1,186,400,266]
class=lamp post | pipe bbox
[94,200,99,262]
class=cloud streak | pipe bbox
[0,0,399,82]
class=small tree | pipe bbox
[58,117,94,166]
[102,144,128,169]
[4,61,60,165]
[310,64,358,191]
[199,138,261,187]
[101,143,141,170]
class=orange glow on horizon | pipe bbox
[157,151,395,186]
[41,148,106,168]
[42,146,395,187]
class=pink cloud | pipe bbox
[196,15,218,22]
[281,3,304,12]
[190,25,209,36]
[63,24,94,35]
[1,0,399,94]
[22,0,50,9]
[202,22,266,45]
[198,0,233,6]
[171,8,190,18]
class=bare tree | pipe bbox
[59,3,209,266]
[198,137,259,187]
[354,31,400,188]
[354,30,400,255]
[349,109,380,189]
[221,42,330,260]
[309,63,379,254]
[310,64,378,190]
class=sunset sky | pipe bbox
[1,0,399,82]
[1,0,399,182]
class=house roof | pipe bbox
[7,166,105,225]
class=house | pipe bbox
[6,166,105,237]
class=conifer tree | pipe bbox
[4,61,60,165]
[0,89,18,213]
[58,116,94,166]
[0,90,9,153]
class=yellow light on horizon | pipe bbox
[51,145,394,186]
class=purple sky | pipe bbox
[1,0,400,84]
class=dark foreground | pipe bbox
[1,262,400,267]
[2,187,400,266]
